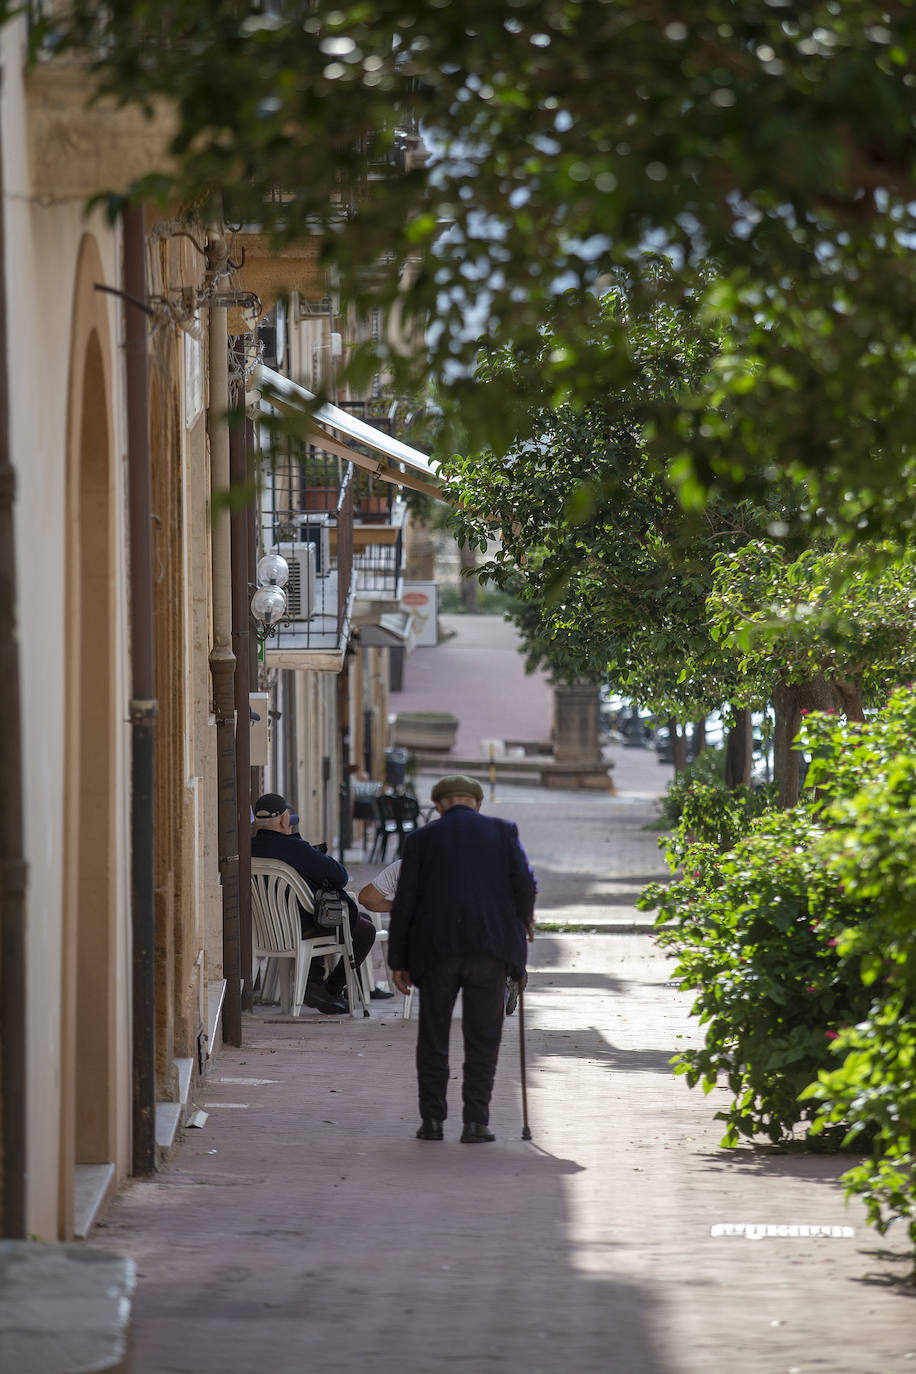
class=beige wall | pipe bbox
[3,20,132,1237]
[2,21,228,1235]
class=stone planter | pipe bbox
[391,712,459,752]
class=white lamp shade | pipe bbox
[251,584,287,627]
[256,552,290,587]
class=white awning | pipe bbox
[250,365,447,501]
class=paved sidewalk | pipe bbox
[91,769,915,1374]
[91,931,914,1374]
[348,751,671,946]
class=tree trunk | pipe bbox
[832,679,865,722]
[692,718,706,757]
[459,541,478,612]
[772,674,863,808]
[669,717,689,774]
[773,681,803,808]
[724,707,753,789]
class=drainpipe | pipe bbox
[207,231,241,1048]
[0,69,28,1236]
[229,379,252,1010]
[123,204,157,1176]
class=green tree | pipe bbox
[27,0,916,537]
[446,288,788,776]
[708,543,916,804]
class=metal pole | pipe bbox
[0,68,29,1233]
[518,985,532,1141]
[124,204,158,1177]
[489,741,496,804]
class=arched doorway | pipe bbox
[60,236,118,1237]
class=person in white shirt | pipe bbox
[356,860,399,999]
[358,859,401,913]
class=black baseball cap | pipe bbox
[253,792,290,819]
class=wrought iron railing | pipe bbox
[352,525,404,601]
[258,447,354,651]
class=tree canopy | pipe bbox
[24,0,916,538]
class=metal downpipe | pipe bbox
[229,385,252,1010]
[207,260,241,1048]
[124,204,157,1176]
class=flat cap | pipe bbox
[431,774,484,804]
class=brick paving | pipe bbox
[89,623,916,1373]
[92,917,915,1374]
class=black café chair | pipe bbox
[392,794,420,854]
[369,795,400,863]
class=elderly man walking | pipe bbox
[388,774,536,1143]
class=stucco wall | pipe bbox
[2,21,132,1238]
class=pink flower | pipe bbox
[805,985,816,993]
[825,1030,839,1040]
[827,938,838,947]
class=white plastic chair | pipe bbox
[251,858,364,1017]
[356,903,392,1004]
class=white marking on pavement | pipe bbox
[711,1223,855,1239]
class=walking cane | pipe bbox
[518,984,532,1141]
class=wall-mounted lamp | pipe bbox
[251,552,289,642]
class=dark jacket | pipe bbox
[251,829,349,934]
[388,804,536,983]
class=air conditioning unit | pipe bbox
[271,542,316,620]
[298,514,332,574]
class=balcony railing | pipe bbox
[259,448,353,654]
[352,525,404,602]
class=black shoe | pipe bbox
[460,1122,495,1144]
[303,984,348,1015]
[370,986,396,1000]
[416,1119,444,1141]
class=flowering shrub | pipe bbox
[663,778,777,866]
[640,809,871,1145]
[642,686,916,1261]
[797,693,916,1252]
[655,748,726,831]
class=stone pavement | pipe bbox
[89,757,915,1374]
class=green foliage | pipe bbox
[640,808,872,1146]
[23,0,916,537]
[447,286,781,710]
[655,747,727,830]
[793,692,916,1249]
[438,580,519,616]
[662,778,777,866]
[801,1002,916,1252]
[642,689,916,1255]
[708,542,916,701]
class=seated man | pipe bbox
[251,792,375,1015]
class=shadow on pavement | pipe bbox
[695,1146,864,1187]
[530,970,628,992]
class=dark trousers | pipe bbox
[306,896,376,995]
[417,952,507,1125]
